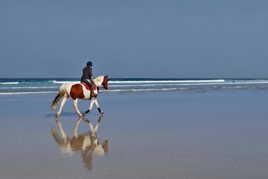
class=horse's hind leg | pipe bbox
[73,99,83,117]
[56,94,68,118]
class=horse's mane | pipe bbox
[93,76,104,86]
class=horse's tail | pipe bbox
[51,85,66,110]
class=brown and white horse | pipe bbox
[51,75,108,118]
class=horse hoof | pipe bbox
[84,110,90,114]
[81,111,88,117]
[84,119,90,123]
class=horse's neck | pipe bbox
[93,76,103,86]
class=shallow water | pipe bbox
[0,90,268,179]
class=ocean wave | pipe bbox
[2,79,268,87]
[226,80,268,84]
[102,88,183,92]
[0,91,56,95]
[51,80,79,84]
[101,85,268,93]
[0,82,19,85]
[0,86,57,89]
[109,79,225,84]
[109,80,268,88]
[1,84,268,95]
[1,78,268,95]
[51,80,226,85]
[51,79,226,85]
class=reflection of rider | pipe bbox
[80,61,96,96]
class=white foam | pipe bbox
[0,86,57,89]
[0,91,56,95]
[109,79,225,84]
[0,82,19,85]
[108,80,268,88]
[99,88,184,93]
[51,79,227,85]
[227,81,268,85]
[109,82,224,87]
[52,80,79,84]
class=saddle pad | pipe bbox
[82,82,91,90]
[82,82,97,91]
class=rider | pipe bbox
[80,61,96,96]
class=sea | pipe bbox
[1,78,268,95]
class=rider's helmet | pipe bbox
[87,61,93,67]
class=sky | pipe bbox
[2,0,268,78]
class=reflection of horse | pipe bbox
[51,116,109,170]
[51,75,109,118]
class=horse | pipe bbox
[51,75,109,118]
[51,116,109,170]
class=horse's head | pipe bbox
[101,75,109,89]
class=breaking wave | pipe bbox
[1,78,268,95]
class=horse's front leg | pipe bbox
[72,99,83,117]
[94,98,104,115]
[84,98,95,114]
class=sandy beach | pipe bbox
[1,90,268,179]
[4,0,268,178]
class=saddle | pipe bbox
[82,82,98,97]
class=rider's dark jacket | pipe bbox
[80,66,93,83]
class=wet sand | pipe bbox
[1,90,268,179]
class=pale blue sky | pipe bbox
[2,0,268,78]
